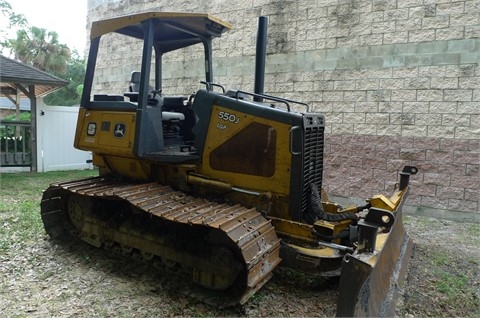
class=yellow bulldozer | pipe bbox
[40,12,417,317]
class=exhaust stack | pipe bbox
[254,16,268,102]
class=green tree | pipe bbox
[6,26,71,74]
[0,0,27,48]
[2,0,71,73]
[44,51,85,106]
[1,0,85,106]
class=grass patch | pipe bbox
[429,250,474,297]
[462,223,480,244]
[429,250,451,267]
[436,272,468,298]
[0,169,97,252]
[421,249,480,317]
[404,214,437,227]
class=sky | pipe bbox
[3,0,87,53]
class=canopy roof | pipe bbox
[0,55,68,98]
[90,12,232,53]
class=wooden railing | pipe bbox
[0,120,32,167]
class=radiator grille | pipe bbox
[300,115,325,215]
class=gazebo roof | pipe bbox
[0,54,68,97]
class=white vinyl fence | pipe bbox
[37,101,92,172]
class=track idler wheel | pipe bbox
[192,247,243,291]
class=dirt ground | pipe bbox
[0,214,478,317]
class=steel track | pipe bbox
[40,176,281,305]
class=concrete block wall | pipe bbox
[87,0,480,220]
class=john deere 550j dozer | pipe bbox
[40,12,417,316]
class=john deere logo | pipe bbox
[113,122,126,138]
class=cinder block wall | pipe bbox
[87,0,480,220]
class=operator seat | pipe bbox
[125,71,162,105]
[129,71,141,93]
[124,71,185,142]
[124,71,141,102]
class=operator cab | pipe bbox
[78,12,231,162]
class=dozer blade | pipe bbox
[336,194,413,317]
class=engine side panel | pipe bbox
[191,89,325,222]
[202,103,293,195]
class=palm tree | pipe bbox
[7,26,71,75]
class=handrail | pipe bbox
[200,81,225,93]
[235,90,310,112]
[0,120,31,126]
[0,120,32,166]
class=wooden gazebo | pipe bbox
[0,55,68,171]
